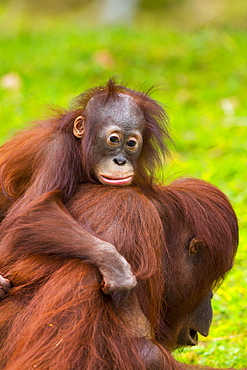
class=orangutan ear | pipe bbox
[73,116,85,138]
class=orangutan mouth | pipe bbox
[99,175,133,186]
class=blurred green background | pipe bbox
[0,0,246,367]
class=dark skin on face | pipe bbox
[73,94,144,186]
[176,291,213,347]
[164,234,214,348]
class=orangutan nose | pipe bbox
[113,156,127,166]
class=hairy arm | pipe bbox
[0,192,136,294]
[0,129,137,294]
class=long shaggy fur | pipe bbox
[0,179,238,369]
[0,78,170,211]
[0,79,172,301]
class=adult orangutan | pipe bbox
[0,79,171,295]
[0,178,238,369]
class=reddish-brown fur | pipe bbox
[152,179,238,346]
[0,79,169,211]
[0,179,238,369]
[0,79,171,294]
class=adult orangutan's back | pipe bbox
[0,181,238,369]
[0,185,171,370]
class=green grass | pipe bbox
[0,6,246,368]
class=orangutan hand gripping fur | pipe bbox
[0,179,238,369]
[0,79,170,295]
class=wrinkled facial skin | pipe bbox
[86,94,144,186]
[176,292,213,347]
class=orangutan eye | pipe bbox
[107,133,120,146]
[126,138,138,150]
